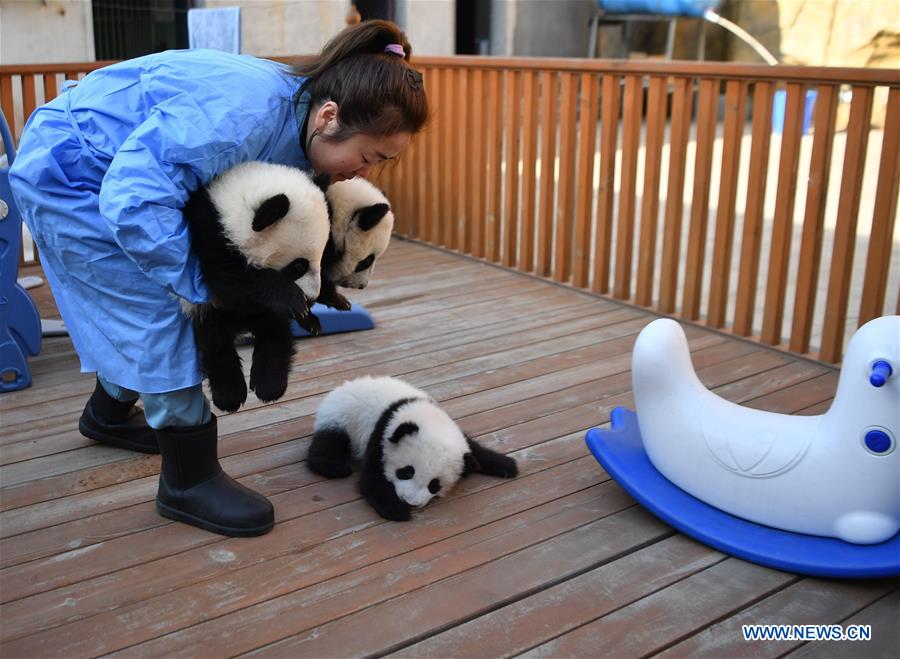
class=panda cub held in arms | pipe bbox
[182,161,330,413]
[303,177,395,320]
[309,376,519,521]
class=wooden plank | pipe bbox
[658,76,692,313]
[635,75,668,306]
[786,591,900,658]
[682,78,719,319]
[519,70,539,272]
[502,70,521,268]
[761,82,806,346]
[592,73,620,294]
[536,71,558,277]
[523,559,796,657]
[451,68,465,251]
[395,535,723,658]
[790,84,840,352]
[733,80,775,336]
[22,73,37,131]
[572,72,599,289]
[439,67,453,248]
[468,68,485,257]
[0,75,14,140]
[553,71,578,282]
[43,72,59,102]
[613,75,642,300]
[424,68,444,244]
[661,579,896,658]
[858,86,900,326]
[707,79,748,327]
[819,85,874,362]
[486,69,504,262]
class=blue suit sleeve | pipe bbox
[98,97,267,304]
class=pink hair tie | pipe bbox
[384,44,405,57]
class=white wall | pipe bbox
[0,0,95,64]
[395,0,455,56]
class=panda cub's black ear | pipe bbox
[357,203,390,231]
[388,422,418,443]
[312,172,331,194]
[252,194,290,232]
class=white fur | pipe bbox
[314,376,468,507]
[325,178,394,289]
[208,161,330,300]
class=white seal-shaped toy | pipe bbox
[632,316,900,544]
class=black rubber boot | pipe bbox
[79,378,159,453]
[155,415,274,537]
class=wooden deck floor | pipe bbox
[1,239,897,658]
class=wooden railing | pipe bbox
[2,57,898,363]
[378,57,900,363]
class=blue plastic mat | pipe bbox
[585,407,900,579]
[291,303,374,338]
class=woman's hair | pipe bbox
[294,20,429,140]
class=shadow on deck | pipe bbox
[1,238,897,657]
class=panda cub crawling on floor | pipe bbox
[183,161,330,412]
[309,376,518,521]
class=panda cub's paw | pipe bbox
[295,312,322,337]
[209,375,248,413]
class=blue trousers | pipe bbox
[98,373,211,429]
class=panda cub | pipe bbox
[183,161,330,412]
[309,376,518,521]
[309,178,395,318]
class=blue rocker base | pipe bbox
[585,407,900,579]
[291,303,374,338]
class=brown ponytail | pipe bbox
[293,20,429,139]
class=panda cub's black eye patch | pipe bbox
[395,466,415,480]
[355,254,374,273]
[428,479,441,494]
[283,258,310,280]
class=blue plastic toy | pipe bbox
[1,111,42,392]
[586,409,900,578]
[585,316,900,579]
[290,303,375,338]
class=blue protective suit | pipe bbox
[10,49,312,393]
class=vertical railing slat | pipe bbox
[789,83,840,353]
[659,76,693,313]
[22,73,37,132]
[0,75,14,131]
[426,67,441,245]
[502,70,522,268]
[682,78,719,319]
[820,85,875,362]
[592,73,620,295]
[858,86,900,327]
[519,71,538,272]
[553,72,578,282]
[468,68,485,257]
[733,80,775,336]
[572,72,599,289]
[437,67,451,247]
[536,71,558,277]
[707,79,748,327]
[635,75,668,306]
[43,72,59,102]
[614,75,642,300]
[452,68,467,251]
[761,82,806,346]
[486,69,504,262]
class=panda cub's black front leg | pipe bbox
[359,460,412,521]
[316,280,352,311]
[194,306,247,412]
[246,313,295,403]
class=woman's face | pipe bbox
[307,101,410,181]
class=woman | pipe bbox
[10,20,428,537]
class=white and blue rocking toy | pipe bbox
[586,315,900,578]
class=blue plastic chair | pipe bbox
[0,110,41,392]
